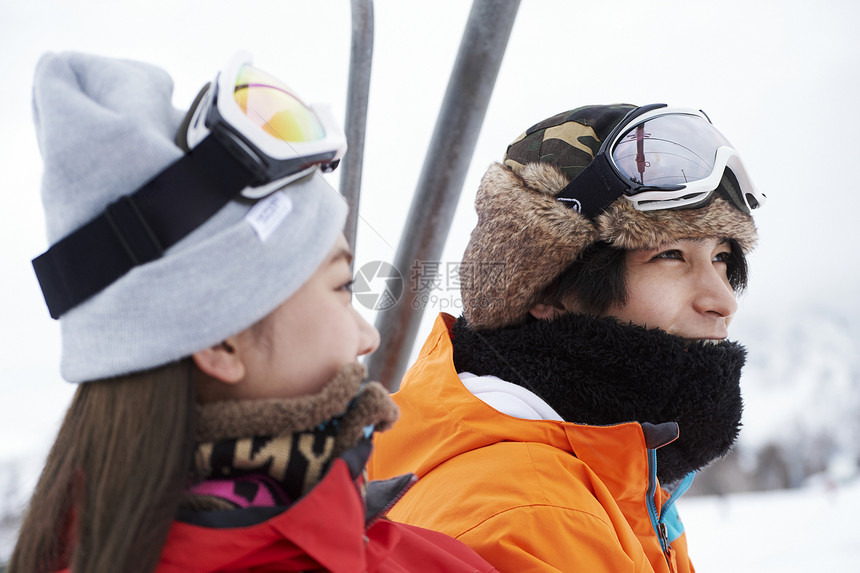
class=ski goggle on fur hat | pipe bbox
[33,51,346,320]
[549,103,766,217]
[461,103,764,330]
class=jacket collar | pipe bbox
[449,310,744,485]
[396,313,678,505]
[164,459,368,571]
[166,440,414,572]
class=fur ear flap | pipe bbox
[461,163,597,330]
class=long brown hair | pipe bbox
[9,359,195,573]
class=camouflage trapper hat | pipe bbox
[460,104,758,330]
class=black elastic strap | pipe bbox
[32,136,256,319]
[555,153,626,219]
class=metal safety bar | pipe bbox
[341,0,375,253]
[366,0,521,389]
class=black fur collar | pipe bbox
[451,313,746,484]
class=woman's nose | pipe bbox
[355,308,380,357]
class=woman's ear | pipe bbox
[191,340,246,384]
[529,302,567,320]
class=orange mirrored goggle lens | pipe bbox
[233,65,326,142]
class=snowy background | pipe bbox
[2,0,859,569]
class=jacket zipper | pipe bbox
[647,450,696,570]
[646,448,672,568]
[661,472,696,523]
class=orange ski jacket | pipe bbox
[369,314,697,573]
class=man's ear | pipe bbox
[192,340,246,384]
[529,302,566,320]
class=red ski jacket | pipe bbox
[58,441,497,572]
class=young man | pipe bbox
[370,104,765,572]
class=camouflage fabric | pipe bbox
[503,104,635,182]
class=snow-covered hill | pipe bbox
[680,477,860,572]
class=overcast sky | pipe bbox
[2,0,859,461]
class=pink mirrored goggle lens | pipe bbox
[611,113,733,188]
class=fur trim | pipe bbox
[461,162,758,330]
[598,195,758,253]
[194,362,398,442]
[461,163,596,330]
[334,380,399,454]
[185,363,399,512]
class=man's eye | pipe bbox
[340,279,355,293]
[713,252,732,264]
[654,249,683,261]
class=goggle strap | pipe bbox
[712,169,751,215]
[33,135,256,319]
[555,153,626,219]
[176,82,213,153]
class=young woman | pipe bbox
[369,104,765,572]
[10,51,497,573]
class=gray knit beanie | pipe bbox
[32,52,347,383]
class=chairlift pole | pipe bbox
[341,0,374,254]
[366,0,520,389]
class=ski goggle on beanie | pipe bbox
[34,51,346,320]
[461,103,765,330]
